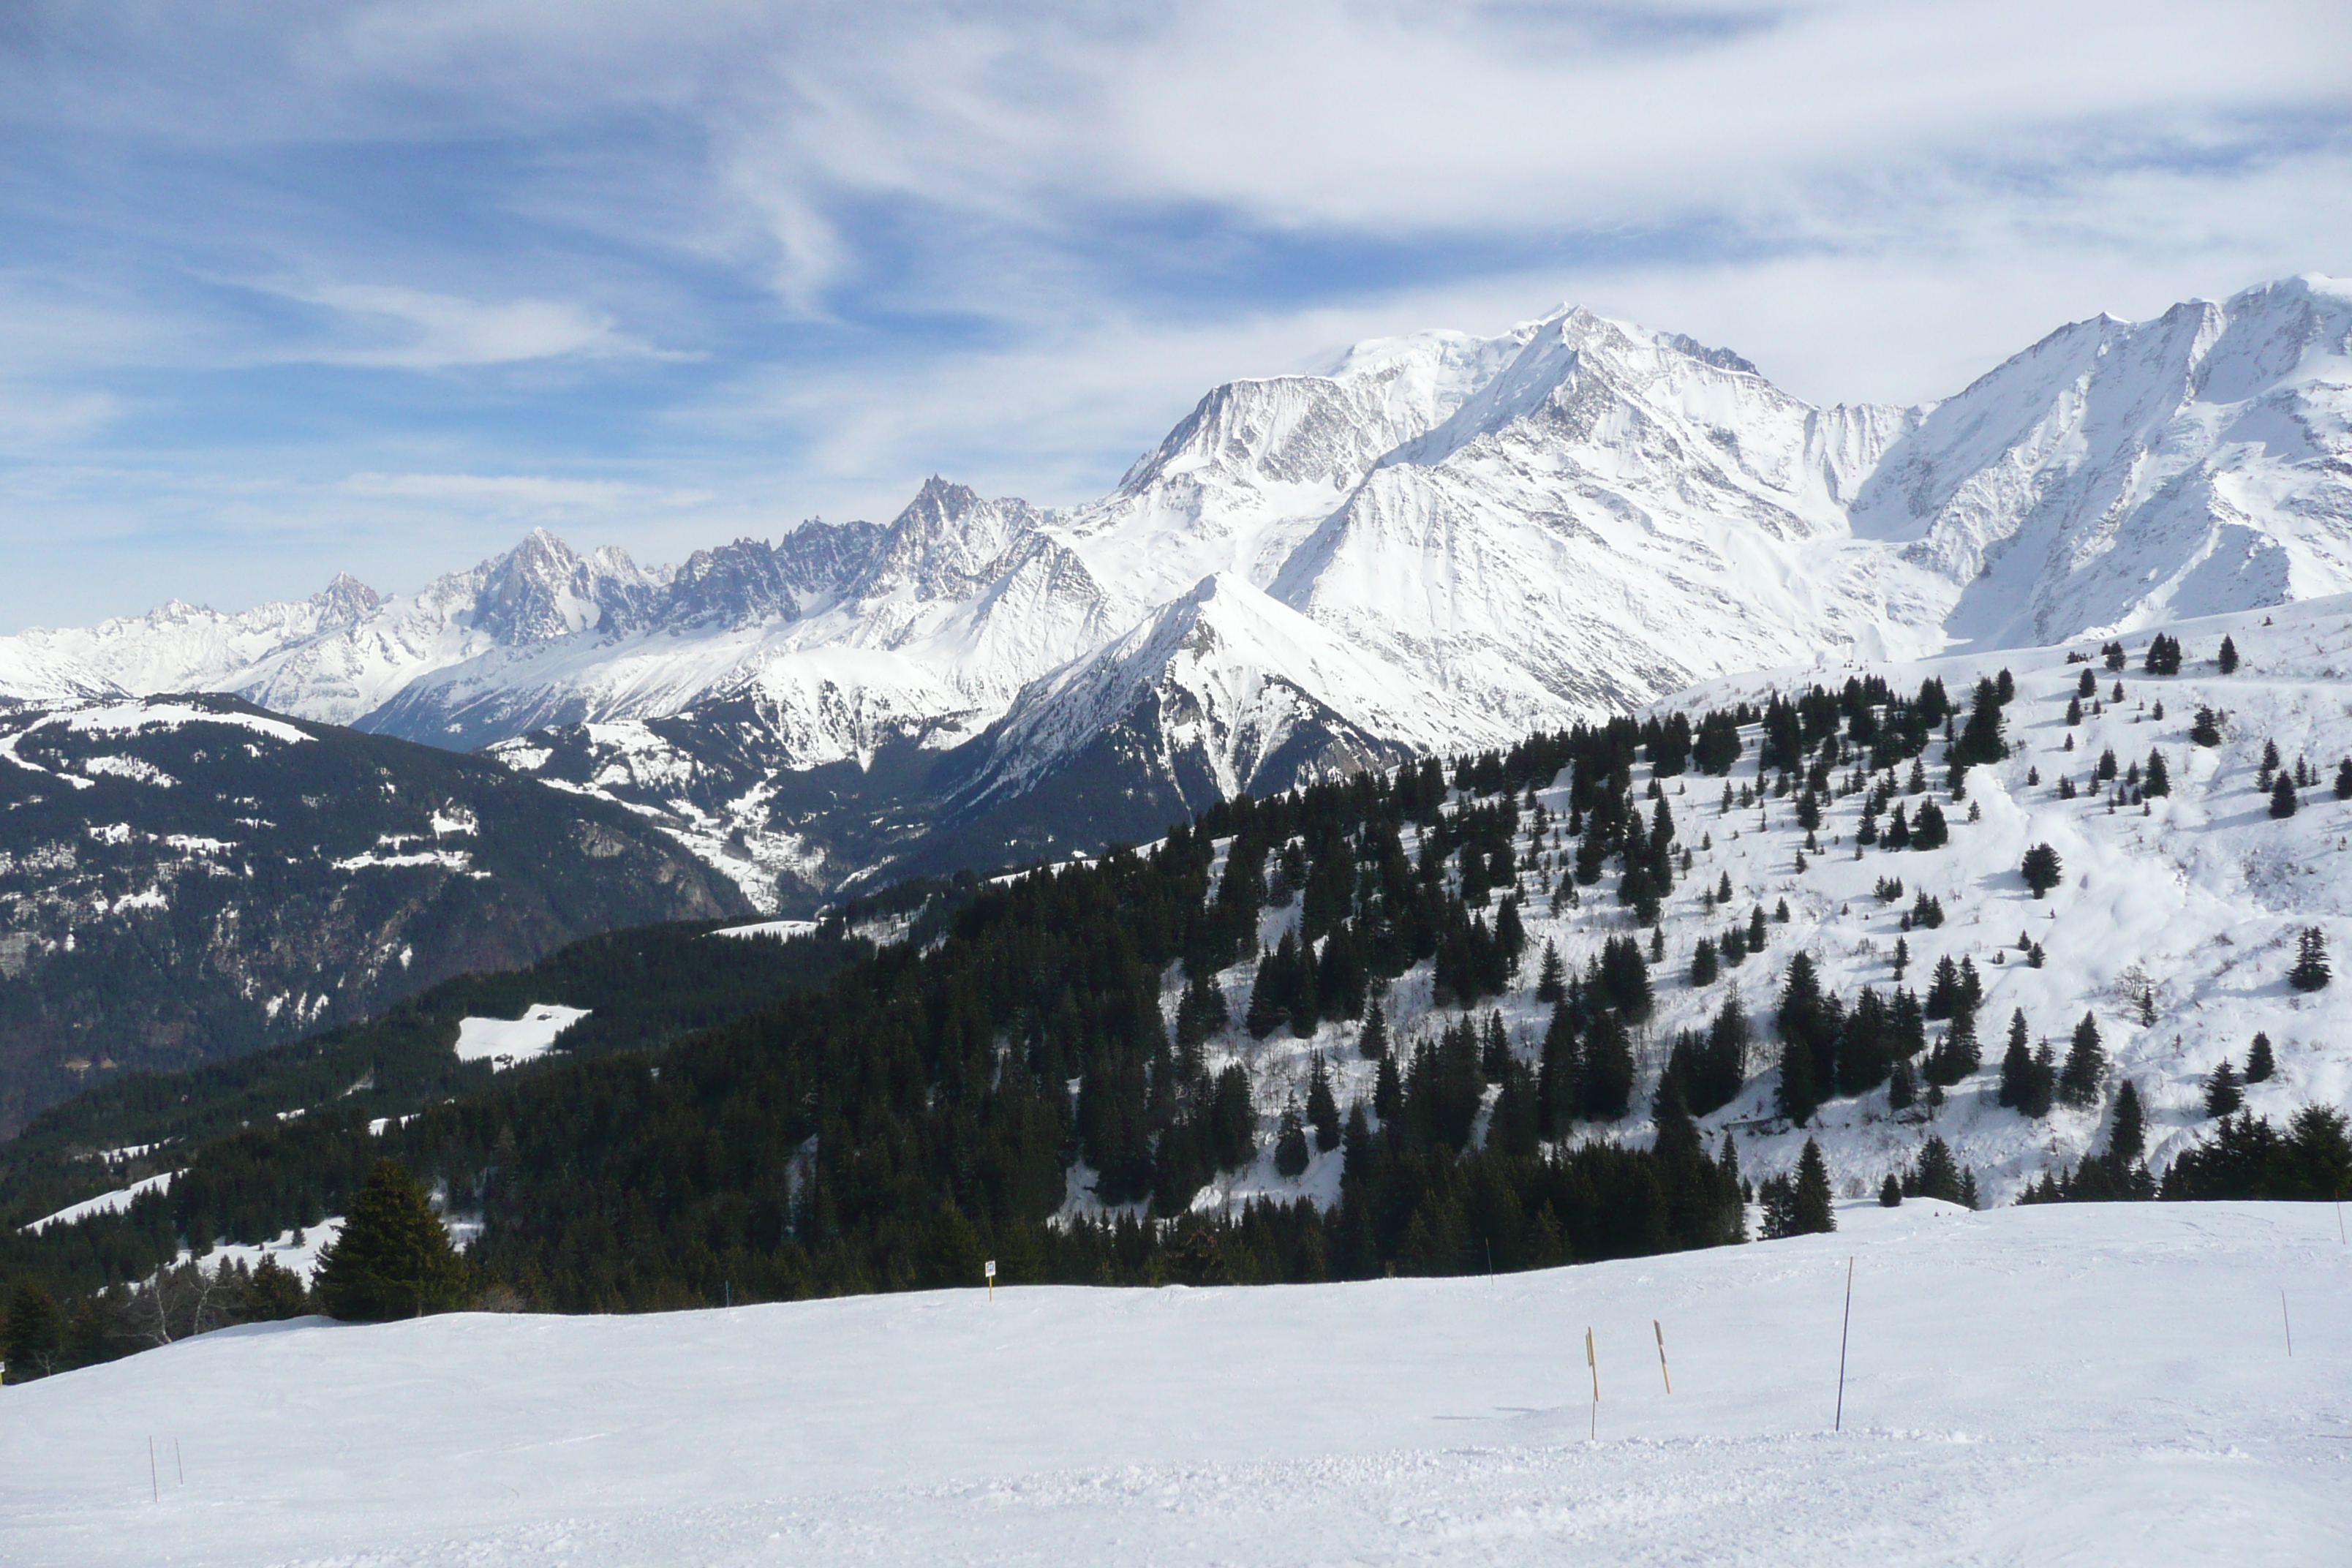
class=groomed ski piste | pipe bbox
[3,1199,2345,1565]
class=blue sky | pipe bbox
[1,0,2346,630]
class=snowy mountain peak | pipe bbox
[308,572,382,625]
[470,529,655,644]
[1850,272,2352,648]
[854,476,1039,601]
[4,276,2351,911]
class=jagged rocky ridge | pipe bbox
[1,276,2345,910]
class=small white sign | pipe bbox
[984,1260,997,1278]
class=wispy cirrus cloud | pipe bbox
[252,279,692,369]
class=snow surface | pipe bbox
[1,1202,2344,1566]
[19,1171,176,1233]
[711,918,820,941]
[184,1218,344,1284]
[451,1005,589,1071]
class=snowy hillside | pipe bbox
[2,1201,2342,1566]
[1,279,2343,908]
[0,693,747,1131]
[1145,595,2352,1213]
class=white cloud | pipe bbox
[0,0,2344,628]
[257,280,687,369]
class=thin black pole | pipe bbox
[1834,1256,1855,1432]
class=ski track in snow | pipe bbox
[1,1202,2345,1565]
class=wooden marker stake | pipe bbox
[149,1438,157,1504]
[1654,1319,1672,1395]
[984,1259,996,1303]
[1586,1327,1599,1441]
[2282,1290,2293,1357]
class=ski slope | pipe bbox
[2,1202,2345,1566]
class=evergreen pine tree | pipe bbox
[314,1158,472,1322]
[1925,1006,1980,1088]
[1244,940,1289,1039]
[2337,758,2352,800]
[2190,706,2223,747]
[1914,1135,1961,1202]
[1776,1030,1818,1126]
[1878,1172,1902,1207]
[1496,897,1526,974]
[1689,935,1719,987]
[2144,750,2170,796]
[2204,1059,2243,1117]
[2217,634,2239,674]
[1273,1097,1311,1177]
[2270,773,2298,818]
[2059,1012,2107,1108]
[1534,940,1566,1003]
[1792,1138,1836,1234]
[1997,1009,2035,1109]
[1341,1102,1372,1179]
[1373,1050,1403,1123]
[1692,995,1749,1117]
[2108,1079,2146,1163]
[2021,842,2063,897]
[1578,1011,1635,1122]
[1358,998,1391,1059]
[1886,1055,1916,1112]
[1537,1000,1580,1134]
[244,1254,312,1321]
[2244,1032,2275,1085]
[2288,927,2332,992]
[3,1277,64,1381]
[1306,1052,1341,1151]
[2024,1043,2057,1117]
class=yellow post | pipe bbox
[1654,1319,1672,1394]
[984,1259,996,1302]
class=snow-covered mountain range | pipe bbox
[4,275,2346,908]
